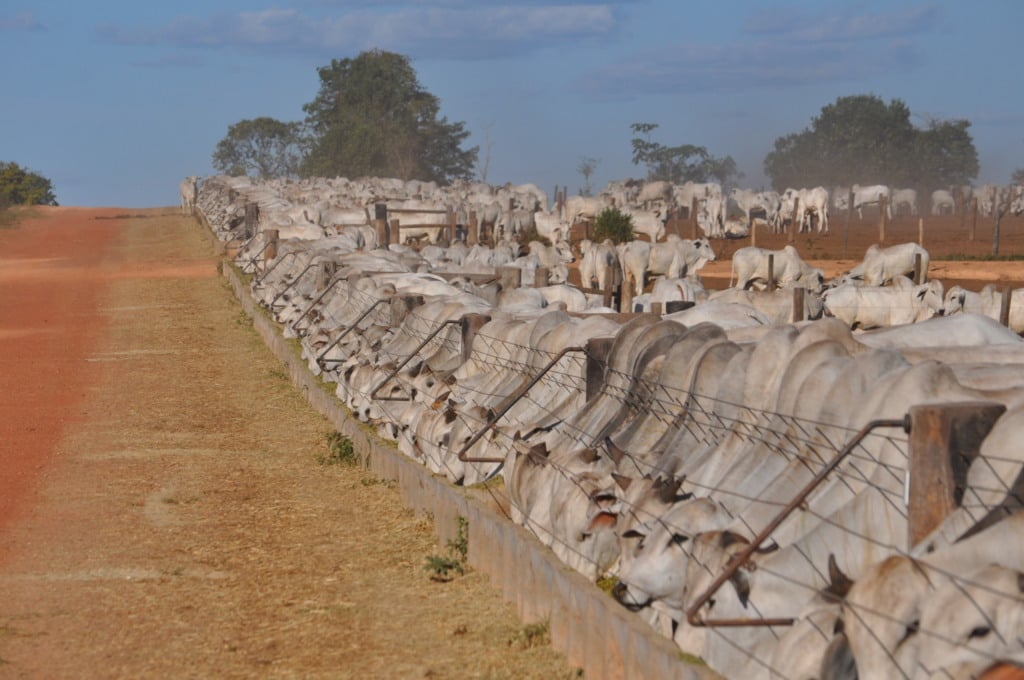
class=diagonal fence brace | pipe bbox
[369,319,462,401]
[316,296,396,368]
[287,276,351,336]
[268,260,321,309]
[457,346,588,463]
[685,415,910,628]
[241,238,278,274]
[254,251,297,288]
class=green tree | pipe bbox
[577,156,599,196]
[301,50,477,184]
[0,161,57,206]
[211,117,305,179]
[763,94,978,191]
[630,123,740,186]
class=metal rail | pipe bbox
[684,415,910,628]
[287,276,348,336]
[268,260,320,309]
[368,319,462,401]
[456,346,587,463]
[240,238,277,274]
[254,251,297,287]
[315,297,392,368]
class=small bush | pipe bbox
[517,224,551,246]
[424,515,469,582]
[592,207,634,244]
[318,431,358,466]
[509,619,550,649]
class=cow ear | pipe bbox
[604,437,627,465]
[612,473,633,491]
[720,531,749,550]
[958,292,966,306]
[657,476,685,504]
[916,288,927,300]
[578,448,600,464]
[668,533,690,547]
[621,528,645,540]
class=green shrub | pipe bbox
[592,207,634,244]
[424,515,469,581]
[318,431,358,466]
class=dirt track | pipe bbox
[0,208,572,678]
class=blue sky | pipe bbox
[1,1,1021,207]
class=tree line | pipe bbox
[0,161,57,207]
[212,50,1004,195]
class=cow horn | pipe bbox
[826,554,854,600]
[604,437,627,465]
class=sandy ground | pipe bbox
[0,208,574,679]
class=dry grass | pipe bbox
[0,210,576,679]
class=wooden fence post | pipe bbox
[767,254,776,292]
[970,197,978,241]
[533,267,549,288]
[498,266,521,291]
[460,313,491,363]
[843,188,854,259]
[878,194,888,243]
[373,203,388,247]
[620,273,635,313]
[585,337,616,401]
[913,252,923,285]
[908,402,1006,549]
[1000,288,1012,328]
[792,287,805,323]
[789,197,799,243]
[389,218,400,246]
[604,257,622,309]
[315,261,336,292]
[918,217,924,247]
[690,196,699,240]
[650,302,663,316]
[244,202,260,238]
[263,229,278,263]
[468,210,479,246]
[750,220,757,248]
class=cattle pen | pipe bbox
[196,173,1024,680]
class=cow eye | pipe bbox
[968,625,991,639]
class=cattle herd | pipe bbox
[192,173,1024,679]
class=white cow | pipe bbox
[822,279,944,329]
[179,175,199,215]
[841,242,930,287]
[781,187,830,233]
[647,235,715,280]
[622,208,667,242]
[943,284,1024,333]
[729,245,825,292]
[729,188,782,231]
[852,184,892,219]
[578,239,619,291]
[891,188,918,216]
[931,189,956,215]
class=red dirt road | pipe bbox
[0,208,122,536]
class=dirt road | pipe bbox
[0,208,572,678]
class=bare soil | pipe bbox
[0,208,574,679]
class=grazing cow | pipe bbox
[647,235,716,280]
[729,245,825,292]
[180,176,199,215]
[852,184,892,219]
[931,189,956,215]
[841,242,930,287]
[822,279,944,329]
[891,187,918,216]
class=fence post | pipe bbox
[918,217,924,247]
[389,218,400,246]
[650,301,663,316]
[603,258,621,309]
[767,254,776,292]
[468,210,479,246]
[390,294,425,328]
[447,208,457,243]
[244,202,260,238]
[690,196,699,239]
[878,194,888,243]
[263,229,279,264]
[460,314,491,363]
[792,287,805,323]
[843,188,854,259]
[789,197,799,243]
[913,252,923,285]
[750,219,757,248]
[1000,288,1013,328]
[970,197,978,241]
[585,337,616,401]
[620,272,635,313]
[498,266,521,291]
[372,204,388,248]
[908,402,1006,549]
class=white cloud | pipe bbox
[0,10,45,32]
[98,4,620,60]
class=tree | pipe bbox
[630,123,741,186]
[763,94,978,191]
[211,117,305,179]
[577,156,599,196]
[1011,168,1024,185]
[301,50,477,184]
[0,161,57,206]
